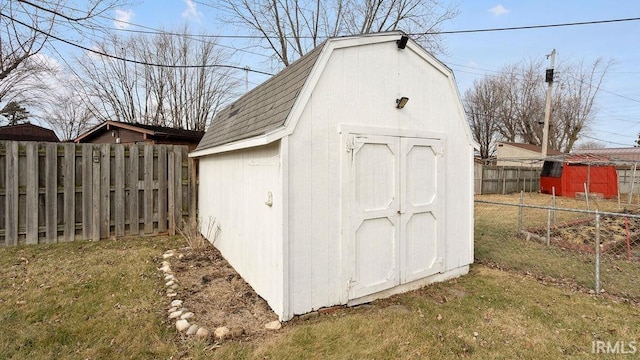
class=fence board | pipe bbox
[174,148,183,230]
[114,145,125,237]
[92,146,101,242]
[129,145,139,235]
[82,146,93,240]
[5,142,18,246]
[100,144,110,238]
[63,144,75,242]
[144,145,153,234]
[157,146,167,232]
[25,143,38,245]
[45,143,57,243]
[168,151,176,235]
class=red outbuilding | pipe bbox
[540,154,618,199]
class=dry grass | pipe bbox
[475,192,640,301]
[1,195,639,359]
[177,217,219,251]
[211,266,640,359]
[0,236,183,359]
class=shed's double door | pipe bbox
[344,134,445,300]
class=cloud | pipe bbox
[488,5,509,16]
[114,9,133,29]
[182,0,203,22]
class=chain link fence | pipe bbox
[475,193,640,303]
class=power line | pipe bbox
[1,11,275,76]
[580,134,632,147]
[429,17,640,35]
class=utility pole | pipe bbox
[541,49,556,158]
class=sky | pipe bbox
[44,0,640,148]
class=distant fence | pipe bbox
[475,164,540,195]
[0,141,196,247]
[475,163,640,199]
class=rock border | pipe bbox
[158,249,282,342]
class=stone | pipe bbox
[214,326,229,339]
[166,292,177,297]
[170,284,179,290]
[168,310,183,319]
[162,253,174,259]
[180,312,194,320]
[165,280,175,287]
[186,324,200,336]
[171,299,183,307]
[159,265,171,273]
[197,327,210,339]
[176,319,190,332]
[164,274,175,281]
[436,314,443,321]
[161,260,170,267]
[298,311,319,321]
[167,307,177,313]
[265,320,281,330]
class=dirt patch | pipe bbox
[168,242,280,341]
[524,212,640,257]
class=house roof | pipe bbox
[75,120,205,143]
[573,147,640,162]
[0,123,59,142]
[498,142,565,156]
[195,43,325,152]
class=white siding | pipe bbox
[287,42,473,316]
[197,141,284,316]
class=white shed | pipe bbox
[190,32,475,321]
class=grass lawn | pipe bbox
[1,233,639,359]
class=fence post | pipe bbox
[546,207,551,247]
[517,191,524,235]
[595,210,601,294]
[552,186,557,224]
[584,183,590,210]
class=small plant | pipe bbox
[177,217,220,251]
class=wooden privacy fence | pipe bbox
[475,164,540,195]
[0,141,196,247]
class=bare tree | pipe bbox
[575,140,605,150]
[210,0,459,67]
[463,77,500,159]
[464,57,612,154]
[0,0,125,106]
[76,28,241,131]
[549,58,613,153]
[40,77,97,140]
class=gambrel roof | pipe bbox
[191,31,475,157]
[195,44,324,152]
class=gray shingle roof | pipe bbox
[195,44,325,151]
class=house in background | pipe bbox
[496,142,565,167]
[573,147,640,162]
[75,120,205,150]
[191,32,475,321]
[0,123,59,142]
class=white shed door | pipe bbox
[345,134,444,300]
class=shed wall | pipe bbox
[197,141,284,315]
[286,41,474,317]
